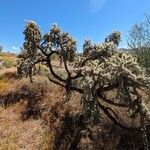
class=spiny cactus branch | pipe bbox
[47,51,66,83]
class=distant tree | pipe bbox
[128,14,150,73]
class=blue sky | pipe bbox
[0,0,150,53]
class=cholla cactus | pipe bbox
[83,40,93,56]
[76,40,150,106]
[42,23,76,63]
[105,31,121,46]
[23,21,41,59]
[24,21,41,46]
[18,21,77,80]
[59,32,76,62]
[74,37,150,148]
[17,21,42,82]
[18,22,150,148]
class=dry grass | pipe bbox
[0,70,83,149]
[0,62,150,149]
[0,103,50,150]
[0,75,60,150]
[0,52,17,68]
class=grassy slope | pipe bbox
[0,52,150,149]
[0,73,81,149]
[0,53,51,149]
[0,51,78,149]
[0,52,17,69]
[0,76,50,150]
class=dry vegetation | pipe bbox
[0,52,17,69]
[0,73,59,149]
[0,54,150,149]
[0,20,150,149]
[0,62,81,149]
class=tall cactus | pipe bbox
[18,21,150,149]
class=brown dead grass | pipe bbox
[0,102,50,150]
[0,69,83,150]
[0,52,17,69]
[0,69,81,150]
[0,75,59,150]
[0,65,150,149]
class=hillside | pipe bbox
[0,52,150,150]
[0,52,17,69]
[0,53,61,149]
[0,53,80,149]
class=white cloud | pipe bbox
[89,0,107,13]
[12,46,19,51]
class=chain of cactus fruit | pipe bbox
[18,21,150,149]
